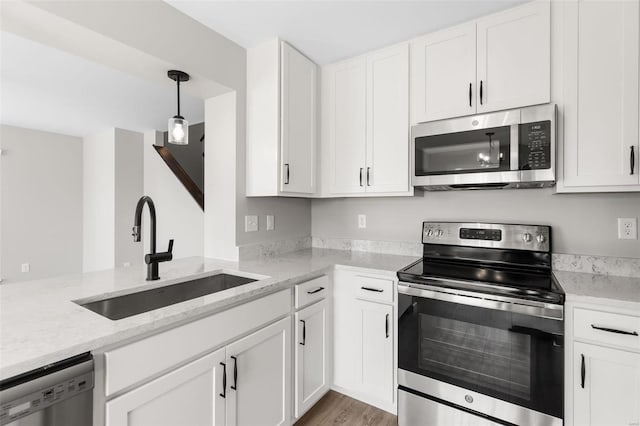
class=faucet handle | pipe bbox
[167,239,174,253]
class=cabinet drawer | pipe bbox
[295,275,329,309]
[574,308,640,351]
[104,289,291,396]
[355,275,394,304]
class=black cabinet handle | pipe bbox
[230,356,238,390]
[361,286,383,293]
[591,324,639,336]
[219,362,226,398]
[469,83,472,107]
[480,80,483,105]
[631,146,635,175]
[385,313,389,339]
[300,320,306,346]
[284,163,290,184]
[366,167,371,186]
[581,354,585,389]
[307,287,325,295]
[359,168,364,187]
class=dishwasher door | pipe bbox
[0,353,93,426]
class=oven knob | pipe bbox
[426,229,433,237]
[465,395,474,404]
[436,229,444,237]
[536,234,546,244]
[523,232,532,243]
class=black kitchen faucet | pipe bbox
[132,196,173,280]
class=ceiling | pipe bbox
[167,0,529,65]
[0,32,204,138]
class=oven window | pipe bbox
[398,294,563,419]
[419,314,531,401]
[414,125,511,175]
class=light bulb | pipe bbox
[168,116,189,145]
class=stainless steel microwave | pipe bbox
[411,104,556,190]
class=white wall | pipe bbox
[1,125,83,282]
[114,128,143,267]
[82,129,115,272]
[311,189,640,258]
[143,131,204,260]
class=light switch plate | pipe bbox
[618,218,638,239]
[266,215,275,231]
[358,214,366,229]
[21,263,30,273]
[245,215,258,232]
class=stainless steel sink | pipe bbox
[77,273,257,320]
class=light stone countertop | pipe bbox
[553,270,640,311]
[0,248,418,381]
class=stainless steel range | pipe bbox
[397,222,564,426]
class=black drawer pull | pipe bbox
[469,83,472,107]
[284,163,290,184]
[307,287,325,295]
[219,362,226,398]
[631,146,635,175]
[230,356,237,390]
[581,354,585,388]
[385,313,389,339]
[591,324,638,336]
[480,80,483,105]
[361,286,383,293]
[300,320,306,346]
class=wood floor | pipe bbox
[295,391,398,426]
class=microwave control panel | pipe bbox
[519,120,551,170]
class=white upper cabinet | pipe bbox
[246,39,318,197]
[476,1,551,114]
[281,42,318,194]
[325,57,367,195]
[410,1,550,123]
[560,0,640,191]
[410,23,477,123]
[323,44,411,196]
[366,44,410,193]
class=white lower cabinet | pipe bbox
[226,317,292,426]
[294,299,330,418]
[573,342,640,426]
[356,300,394,406]
[332,269,396,413]
[106,348,226,426]
[104,311,291,426]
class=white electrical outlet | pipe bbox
[21,263,30,273]
[266,215,275,231]
[618,218,638,240]
[245,215,258,232]
[358,214,366,229]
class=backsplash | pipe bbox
[238,236,312,260]
[311,237,640,278]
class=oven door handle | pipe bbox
[398,282,563,321]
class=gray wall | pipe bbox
[1,125,83,282]
[312,189,640,258]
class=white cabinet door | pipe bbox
[365,44,410,194]
[356,300,394,407]
[295,300,330,418]
[281,42,318,194]
[326,57,367,194]
[332,296,358,391]
[476,1,550,113]
[410,23,477,123]
[573,342,640,426]
[562,0,640,189]
[105,348,226,426]
[226,317,291,426]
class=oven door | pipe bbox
[398,282,563,423]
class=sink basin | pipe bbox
[77,273,258,320]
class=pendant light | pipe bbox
[167,70,190,145]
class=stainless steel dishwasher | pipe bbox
[0,353,93,426]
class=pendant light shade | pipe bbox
[167,70,190,145]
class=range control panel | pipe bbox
[423,222,551,252]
